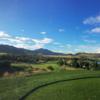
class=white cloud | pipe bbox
[55,44,100,53]
[53,42,61,45]
[82,36,97,43]
[15,43,44,50]
[66,44,72,48]
[32,38,53,44]
[40,38,53,44]
[40,32,47,34]
[53,42,72,49]
[15,37,30,42]
[83,15,100,25]
[90,27,100,33]
[32,38,53,49]
[0,31,10,38]
[95,48,100,53]
[33,44,44,49]
[83,39,96,43]
[58,29,65,32]
[0,31,100,53]
[74,45,100,53]
[83,15,100,35]
[0,31,53,50]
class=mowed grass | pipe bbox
[0,70,100,100]
[32,61,59,69]
[26,78,100,100]
[11,61,60,72]
[27,78,100,100]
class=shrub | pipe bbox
[0,60,11,67]
[47,66,54,71]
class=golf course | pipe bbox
[0,0,100,100]
[0,70,100,100]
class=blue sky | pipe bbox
[0,0,100,53]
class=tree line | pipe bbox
[57,57,100,70]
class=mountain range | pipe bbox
[0,45,65,56]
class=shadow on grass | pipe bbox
[0,66,25,77]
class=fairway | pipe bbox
[26,78,100,100]
[0,70,100,100]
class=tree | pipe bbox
[57,58,66,66]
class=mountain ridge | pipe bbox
[0,44,66,55]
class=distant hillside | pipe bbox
[75,53,100,58]
[33,48,65,55]
[0,45,33,55]
[0,45,65,56]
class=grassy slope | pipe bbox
[11,61,60,70]
[0,70,100,100]
[27,78,100,100]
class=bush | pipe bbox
[47,66,54,71]
[0,60,11,76]
[0,60,11,67]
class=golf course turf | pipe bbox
[0,70,100,100]
[26,78,100,100]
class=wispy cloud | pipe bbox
[95,48,100,53]
[77,45,100,53]
[83,15,100,25]
[53,42,72,49]
[90,27,100,33]
[32,38,53,49]
[82,35,96,43]
[52,44,100,53]
[66,44,72,48]
[83,39,96,43]
[53,42,61,45]
[39,32,47,34]
[58,28,65,32]
[83,15,100,34]
[63,44,100,53]
[0,31,53,50]
[20,29,25,32]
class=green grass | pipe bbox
[0,70,100,100]
[27,78,100,100]
[11,61,60,73]
[12,61,58,67]
[32,61,60,70]
[11,61,82,73]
